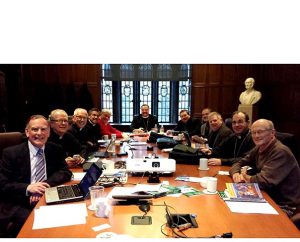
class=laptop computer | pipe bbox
[183,131,192,147]
[94,139,112,158]
[45,163,103,205]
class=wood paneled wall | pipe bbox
[1,64,300,157]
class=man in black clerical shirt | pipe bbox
[48,109,83,167]
[130,104,159,133]
[85,108,102,145]
[201,111,255,166]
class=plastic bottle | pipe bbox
[153,124,158,133]
[108,134,116,157]
[160,125,164,134]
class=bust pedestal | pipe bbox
[238,104,258,124]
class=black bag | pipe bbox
[156,137,178,149]
[147,131,170,143]
[169,144,201,164]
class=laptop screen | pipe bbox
[79,163,103,197]
[183,132,192,147]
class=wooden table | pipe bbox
[17,138,300,238]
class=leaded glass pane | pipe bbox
[138,64,153,79]
[158,81,170,122]
[121,82,133,122]
[178,79,191,120]
[140,81,152,110]
[157,64,172,79]
[120,64,135,79]
[101,79,113,122]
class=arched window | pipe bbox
[101,64,191,123]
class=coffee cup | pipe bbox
[88,186,104,211]
[206,177,217,193]
[199,158,208,170]
[103,135,109,140]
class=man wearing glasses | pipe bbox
[230,119,300,219]
[48,109,83,167]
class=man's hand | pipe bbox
[208,158,221,166]
[27,182,50,195]
[133,128,144,134]
[29,194,42,205]
[241,167,251,182]
[200,147,212,155]
[232,173,245,183]
[65,156,85,167]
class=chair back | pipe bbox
[275,131,299,161]
[0,132,24,158]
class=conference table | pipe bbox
[17,136,300,238]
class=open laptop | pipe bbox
[93,139,112,158]
[45,163,103,205]
[183,131,192,147]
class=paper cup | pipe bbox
[199,158,208,170]
[206,177,217,193]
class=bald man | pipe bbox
[230,119,300,217]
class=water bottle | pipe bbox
[153,124,158,133]
[160,125,164,134]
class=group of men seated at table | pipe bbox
[0,104,300,237]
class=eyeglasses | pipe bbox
[250,129,272,135]
[75,116,87,120]
[51,119,68,124]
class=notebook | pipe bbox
[45,163,103,205]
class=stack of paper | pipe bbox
[33,203,87,229]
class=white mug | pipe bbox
[206,177,218,193]
[199,158,208,170]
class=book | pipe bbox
[225,183,266,203]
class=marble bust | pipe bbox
[239,77,262,105]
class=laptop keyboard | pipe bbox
[57,185,81,199]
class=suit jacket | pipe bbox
[0,141,72,208]
[173,117,201,136]
[207,123,232,149]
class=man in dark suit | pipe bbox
[0,115,72,237]
[192,111,232,148]
[167,109,201,136]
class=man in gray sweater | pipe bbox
[230,119,300,217]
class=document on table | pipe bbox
[225,201,279,215]
[72,172,86,181]
[33,203,88,229]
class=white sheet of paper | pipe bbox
[225,201,279,214]
[33,203,87,229]
[72,172,86,181]
[218,171,230,175]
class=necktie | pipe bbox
[35,148,46,182]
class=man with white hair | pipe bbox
[98,109,123,138]
[230,119,300,218]
[68,108,91,157]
